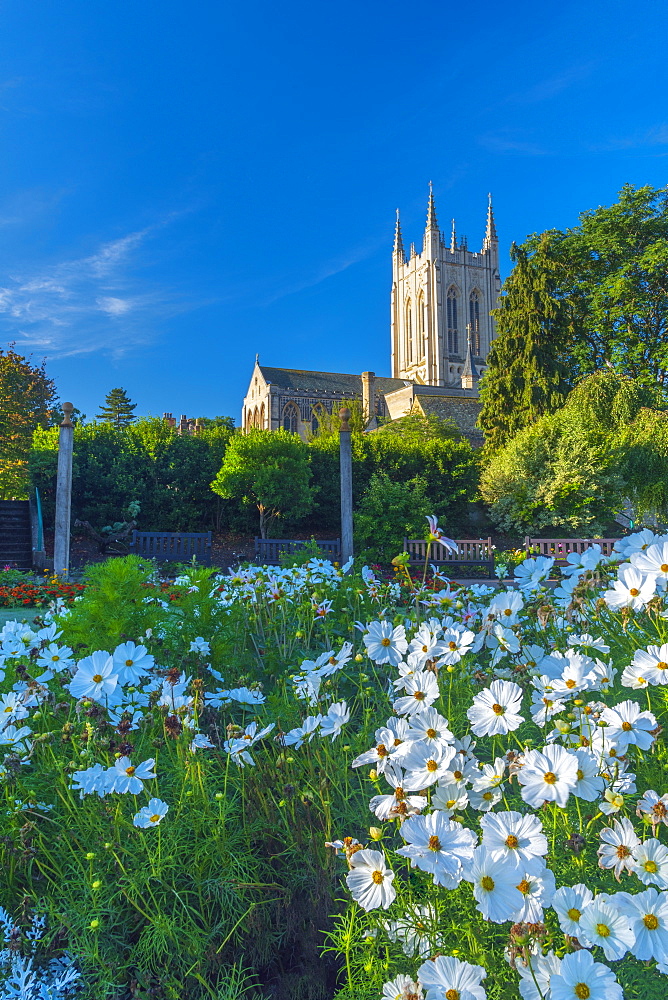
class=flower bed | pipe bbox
[1,529,668,998]
[0,579,87,607]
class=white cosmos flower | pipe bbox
[189,637,210,654]
[351,726,399,771]
[345,848,396,911]
[401,742,456,789]
[112,641,154,685]
[468,787,503,812]
[133,798,169,828]
[637,789,668,827]
[396,811,477,888]
[600,699,657,751]
[479,810,547,873]
[35,642,74,672]
[436,628,475,666]
[597,817,639,880]
[551,883,594,936]
[560,544,605,578]
[578,898,634,961]
[369,764,427,821]
[69,651,118,702]
[463,846,524,923]
[0,724,32,753]
[517,745,578,808]
[516,951,562,1000]
[467,679,524,737]
[363,621,408,665]
[486,590,524,624]
[573,748,604,802]
[417,955,486,1000]
[617,887,668,963]
[549,949,622,1000]
[225,687,265,706]
[630,540,668,585]
[603,565,656,610]
[281,714,322,748]
[513,556,554,593]
[319,701,350,740]
[471,757,506,792]
[431,781,469,816]
[386,902,436,958]
[71,763,112,799]
[404,708,454,749]
[511,867,556,923]
[0,692,29,726]
[393,671,440,716]
[381,974,424,1000]
[632,838,668,888]
[110,756,156,794]
[629,643,668,686]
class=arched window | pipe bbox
[253,406,259,429]
[282,403,299,434]
[311,404,325,435]
[469,290,482,354]
[447,286,459,355]
[406,299,413,364]
[259,403,265,429]
[417,292,425,359]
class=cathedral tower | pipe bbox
[391,187,501,385]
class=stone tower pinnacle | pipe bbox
[461,325,480,391]
[483,193,498,250]
[426,181,439,231]
[393,208,405,260]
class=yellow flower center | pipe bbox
[429,835,442,851]
[125,659,134,667]
[371,870,384,884]
[644,913,659,930]
[616,844,631,858]
[644,859,658,873]
[492,703,505,715]
[446,799,456,808]
[574,986,590,1000]
[51,655,60,661]
[543,771,557,784]
[661,564,668,573]
[426,759,438,772]
[505,834,519,849]
[482,791,493,801]
[596,923,610,937]
[448,641,457,650]
[150,814,161,823]
[657,662,668,671]
[92,674,103,683]
[445,991,460,1000]
[380,638,391,647]
[413,691,425,700]
[567,907,581,922]
[503,608,512,616]
[577,769,584,780]
[426,728,437,738]
[480,875,495,891]
[422,645,429,652]
[453,770,463,780]
[629,587,640,597]
[125,766,136,776]
[621,721,633,731]
[566,678,576,689]
[517,879,531,894]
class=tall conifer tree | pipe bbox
[478,244,572,453]
[96,387,137,428]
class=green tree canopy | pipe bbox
[0,346,56,499]
[211,429,316,537]
[96,387,137,428]
[523,183,668,385]
[478,244,573,453]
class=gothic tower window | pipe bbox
[259,403,265,429]
[406,299,413,364]
[417,292,425,359]
[282,403,299,433]
[469,290,481,354]
[447,286,459,355]
[311,404,325,435]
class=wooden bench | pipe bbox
[130,530,212,565]
[404,537,495,578]
[254,538,341,564]
[524,537,620,566]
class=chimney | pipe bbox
[362,371,377,429]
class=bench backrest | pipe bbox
[404,537,493,564]
[525,537,619,562]
[130,530,212,565]
[254,538,341,564]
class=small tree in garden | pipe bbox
[211,429,315,537]
[355,471,432,562]
[96,387,137,428]
[0,346,57,499]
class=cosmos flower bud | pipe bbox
[369,827,383,840]
[369,769,379,782]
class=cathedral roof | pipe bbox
[257,366,407,397]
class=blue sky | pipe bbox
[1,0,668,423]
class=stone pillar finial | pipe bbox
[339,407,351,432]
[60,402,74,427]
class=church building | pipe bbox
[242,188,500,445]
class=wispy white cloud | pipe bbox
[0,220,190,358]
[508,63,597,105]
[477,131,548,156]
[587,123,668,153]
[261,235,386,305]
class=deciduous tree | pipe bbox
[0,346,56,499]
